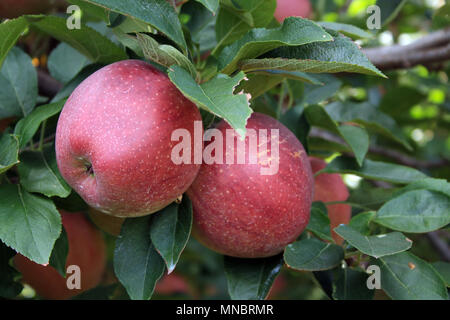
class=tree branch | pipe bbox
[363,28,450,70]
[309,128,450,169]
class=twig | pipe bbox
[363,28,450,70]
[309,128,450,169]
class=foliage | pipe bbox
[0,0,449,300]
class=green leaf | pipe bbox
[243,32,385,77]
[284,238,344,271]
[49,227,69,277]
[332,267,374,300]
[0,184,62,264]
[393,178,450,198]
[306,202,333,241]
[0,17,29,68]
[0,47,37,119]
[348,211,376,235]
[318,22,372,39]
[302,74,342,105]
[85,0,187,52]
[373,252,448,300]
[431,262,450,287]
[14,100,65,149]
[338,125,369,166]
[0,243,23,298]
[224,254,283,300]
[114,216,165,300]
[325,101,411,150]
[215,0,276,49]
[168,65,251,137]
[321,156,428,184]
[374,190,450,233]
[376,0,407,27]
[150,196,193,274]
[136,33,197,79]
[195,0,219,13]
[67,0,109,21]
[305,105,369,166]
[334,225,412,258]
[48,43,91,84]
[26,15,127,64]
[0,134,19,174]
[18,145,71,198]
[218,17,332,74]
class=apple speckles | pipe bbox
[187,112,313,258]
[55,59,202,217]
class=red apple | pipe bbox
[274,0,312,22]
[14,210,106,300]
[55,60,202,217]
[187,112,314,258]
[309,157,351,245]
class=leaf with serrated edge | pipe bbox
[0,17,29,68]
[18,145,71,198]
[85,0,187,52]
[224,254,283,300]
[374,190,450,233]
[241,32,385,78]
[0,134,19,174]
[0,184,61,264]
[373,252,447,300]
[150,197,192,274]
[14,100,65,149]
[334,225,412,258]
[136,33,197,79]
[114,216,165,300]
[26,15,127,64]
[284,238,344,271]
[218,17,332,74]
[168,65,252,138]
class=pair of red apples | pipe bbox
[55,59,350,258]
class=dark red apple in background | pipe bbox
[187,112,314,258]
[309,157,351,245]
[274,0,312,22]
[55,60,202,217]
[0,117,15,132]
[14,211,106,300]
[155,273,194,296]
[0,0,64,18]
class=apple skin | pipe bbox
[14,211,106,300]
[309,157,351,244]
[187,112,314,258]
[155,273,193,296]
[55,60,202,217]
[274,0,312,22]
